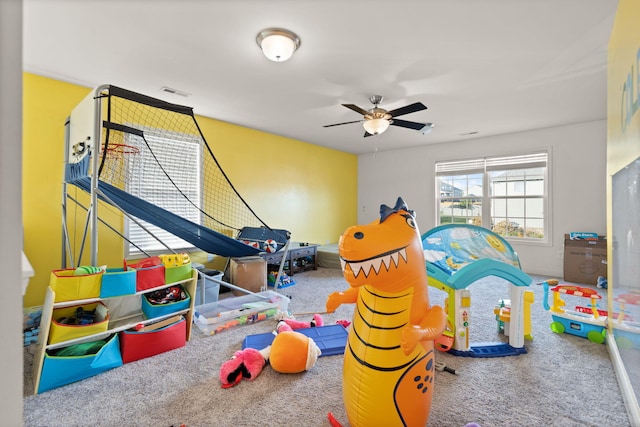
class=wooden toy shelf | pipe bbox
[31,269,198,394]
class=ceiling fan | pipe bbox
[323,95,434,137]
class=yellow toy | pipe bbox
[326,197,446,427]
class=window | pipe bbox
[124,130,202,256]
[435,152,548,242]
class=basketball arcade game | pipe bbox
[62,85,290,292]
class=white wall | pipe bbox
[0,0,24,424]
[358,120,607,277]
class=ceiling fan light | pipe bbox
[257,28,300,62]
[363,118,390,135]
[420,123,435,135]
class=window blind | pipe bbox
[125,132,202,256]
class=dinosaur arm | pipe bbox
[326,287,359,313]
[400,305,447,355]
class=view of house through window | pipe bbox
[436,152,548,241]
[124,131,202,256]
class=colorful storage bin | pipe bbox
[49,302,109,345]
[38,334,123,393]
[129,257,165,292]
[141,285,190,319]
[119,317,186,363]
[161,253,192,283]
[100,266,136,298]
[50,269,103,303]
[165,262,192,283]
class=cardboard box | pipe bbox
[563,234,607,285]
[229,256,267,295]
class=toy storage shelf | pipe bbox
[31,269,198,394]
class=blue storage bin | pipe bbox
[100,267,136,298]
[38,334,123,393]
[141,285,190,319]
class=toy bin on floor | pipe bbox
[37,334,123,393]
[195,269,223,306]
[119,316,186,363]
[100,267,136,298]
[194,290,289,336]
[141,285,191,319]
[49,301,110,345]
[49,269,103,303]
[129,257,166,292]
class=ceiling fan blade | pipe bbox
[323,120,363,128]
[388,102,427,117]
[342,104,370,116]
[390,119,429,131]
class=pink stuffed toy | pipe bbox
[276,313,324,333]
[219,347,266,388]
[219,314,326,388]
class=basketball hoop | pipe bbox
[101,143,140,160]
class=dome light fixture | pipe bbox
[256,28,301,62]
[363,118,391,135]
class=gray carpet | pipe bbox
[23,268,630,427]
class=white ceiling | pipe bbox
[23,0,618,155]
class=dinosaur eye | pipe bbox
[405,216,416,229]
[354,231,364,239]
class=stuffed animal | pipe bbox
[276,313,324,332]
[264,329,321,374]
[219,314,323,387]
[219,347,267,388]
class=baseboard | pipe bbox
[522,268,562,279]
[607,333,640,426]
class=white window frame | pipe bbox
[123,129,202,257]
[435,152,550,244]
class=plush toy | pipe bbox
[219,347,267,388]
[276,313,324,332]
[219,314,323,387]
[264,329,321,374]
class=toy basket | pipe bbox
[100,266,136,298]
[119,317,186,363]
[49,302,109,345]
[49,269,103,303]
[141,285,191,319]
[38,334,123,393]
[129,257,165,292]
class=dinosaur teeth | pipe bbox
[342,248,407,278]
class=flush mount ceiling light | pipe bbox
[256,28,301,62]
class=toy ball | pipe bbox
[264,239,278,253]
[73,265,102,276]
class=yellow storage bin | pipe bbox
[49,302,110,345]
[50,269,103,302]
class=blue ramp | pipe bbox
[73,177,266,258]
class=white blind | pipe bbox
[485,152,547,171]
[436,152,547,175]
[125,132,201,256]
[435,158,485,175]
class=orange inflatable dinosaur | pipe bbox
[326,197,447,427]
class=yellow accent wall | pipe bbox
[22,74,357,306]
[606,0,640,422]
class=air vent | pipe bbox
[160,86,190,97]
